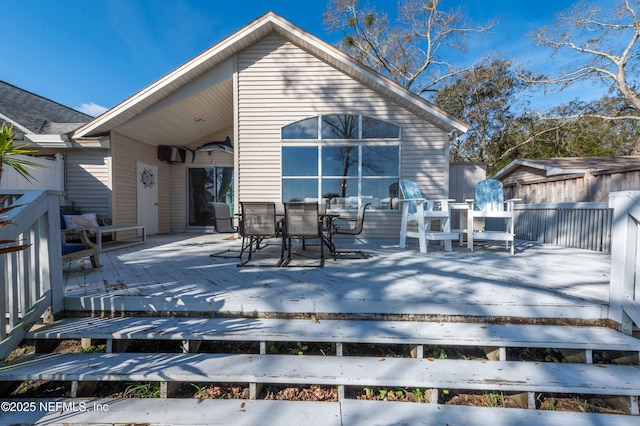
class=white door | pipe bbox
[137,161,158,234]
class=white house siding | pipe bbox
[112,132,171,233]
[64,149,111,220]
[236,34,450,238]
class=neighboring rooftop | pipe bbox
[0,80,92,139]
[493,156,640,180]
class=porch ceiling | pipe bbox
[115,79,233,147]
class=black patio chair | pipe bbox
[282,202,323,267]
[329,202,370,259]
[236,202,282,267]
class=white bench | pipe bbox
[96,225,146,252]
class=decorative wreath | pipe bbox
[139,168,155,189]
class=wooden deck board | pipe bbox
[1,399,342,426]
[62,234,611,322]
[5,398,638,426]
[2,353,639,395]
[340,399,640,426]
[27,317,640,352]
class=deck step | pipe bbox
[1,352,639,397]
[2,398,639,426]
[26,316,640,354]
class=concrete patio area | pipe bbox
[62,233,612,325]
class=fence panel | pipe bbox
[514,202,612,252]
[0,153,64,191]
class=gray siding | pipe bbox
[64,150,111,220]
[236,34,451,238]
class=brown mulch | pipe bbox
[2,339,635,415]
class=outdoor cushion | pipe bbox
[62,243,88,255]
[63,213,99,230]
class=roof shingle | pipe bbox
[0,80,92,138]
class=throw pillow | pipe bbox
[63,213,100,230]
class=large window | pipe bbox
[282,145,400,211]
[282,115,401,210]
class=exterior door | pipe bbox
[137,161,158,234]
[188,166,234,227]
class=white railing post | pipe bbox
[608,191,640,335]
[47,191,63,317]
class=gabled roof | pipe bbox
[493,156,640,180]
[0,80,92,139]
[73,11,468,140]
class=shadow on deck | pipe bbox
[62,233,612,326]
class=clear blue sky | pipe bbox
[2,0,607,117]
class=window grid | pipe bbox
[282,145,400,211]
[282,115,400,141]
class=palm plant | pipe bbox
[0,122,43,254]
[0,122,41,183]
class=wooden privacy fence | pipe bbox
[513,202,612,252]
[0,190,63,360]
[0,153,64,191]
[502,166,640,204]
[609,191,640,335]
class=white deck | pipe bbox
[62,233,611,323]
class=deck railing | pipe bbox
[514,202,612,252]
[0,190,63,360]
[609,191,640,335]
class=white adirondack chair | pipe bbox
[398,179,459,253]
[466,179,521,254]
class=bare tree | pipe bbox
[530,0,640,121]
[323,0,494,96]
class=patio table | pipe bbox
[320,212,340,256]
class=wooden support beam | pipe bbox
[335,343,343,357]
[337,385,345,400]
[181,340,202,353]
[511,392,536,409]
[161,381,182,398]
[483,346,503,361]
[71,381,97,397]
[250,383,262,400]
[410,344,423,359]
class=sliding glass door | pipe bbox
[188,167,234,227]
